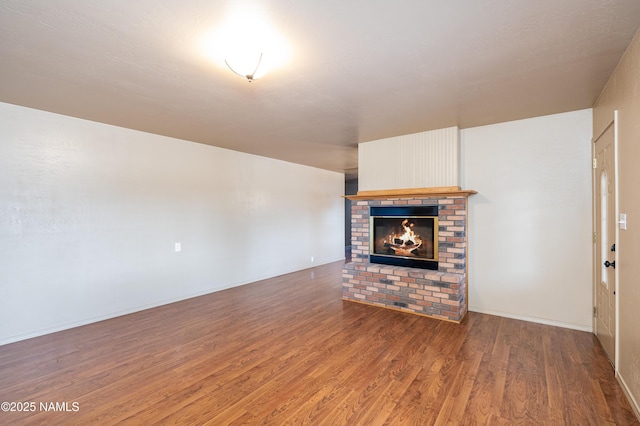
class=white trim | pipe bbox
[469,308,593,332]
[618,371,640,422]
[613,110,620,372]
[591,125,599,335]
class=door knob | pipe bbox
[604,260,616,268]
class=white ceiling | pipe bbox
[1,1,639,177]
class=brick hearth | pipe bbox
[342,189,474,322]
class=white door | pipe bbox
[594,122,616,364]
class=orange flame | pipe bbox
[385,219,422,254]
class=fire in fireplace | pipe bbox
[369,206,438,270]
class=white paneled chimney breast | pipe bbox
[358,127,460,191]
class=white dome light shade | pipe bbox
[201,4,291,81]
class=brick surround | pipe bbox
[342,194,471,322]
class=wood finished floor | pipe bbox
[0,261,637,425]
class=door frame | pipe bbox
[592,110,620,371]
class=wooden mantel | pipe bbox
[344,186,477,200]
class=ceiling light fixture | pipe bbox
[224,52,263,82]
[200,3,290,83]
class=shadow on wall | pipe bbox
[345,177,358,262]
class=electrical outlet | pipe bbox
[310,256,314,262]
[175,242,181,252]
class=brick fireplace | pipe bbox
[342,187,476,323]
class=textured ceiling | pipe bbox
[1,0,639,176]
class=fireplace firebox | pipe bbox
[369,206,438,270]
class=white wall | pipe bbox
[462,109,593,331]
[359,127,460,191]
[0,102,345,345]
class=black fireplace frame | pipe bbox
[369,206,439,270]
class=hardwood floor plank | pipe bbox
[433,351,483,425]
[543,327,572,424]
[0,261,637,425]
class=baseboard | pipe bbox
[0,259,346,347]
[0,284,242,346]
[617,371,640,422]
[469,307,593,332]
